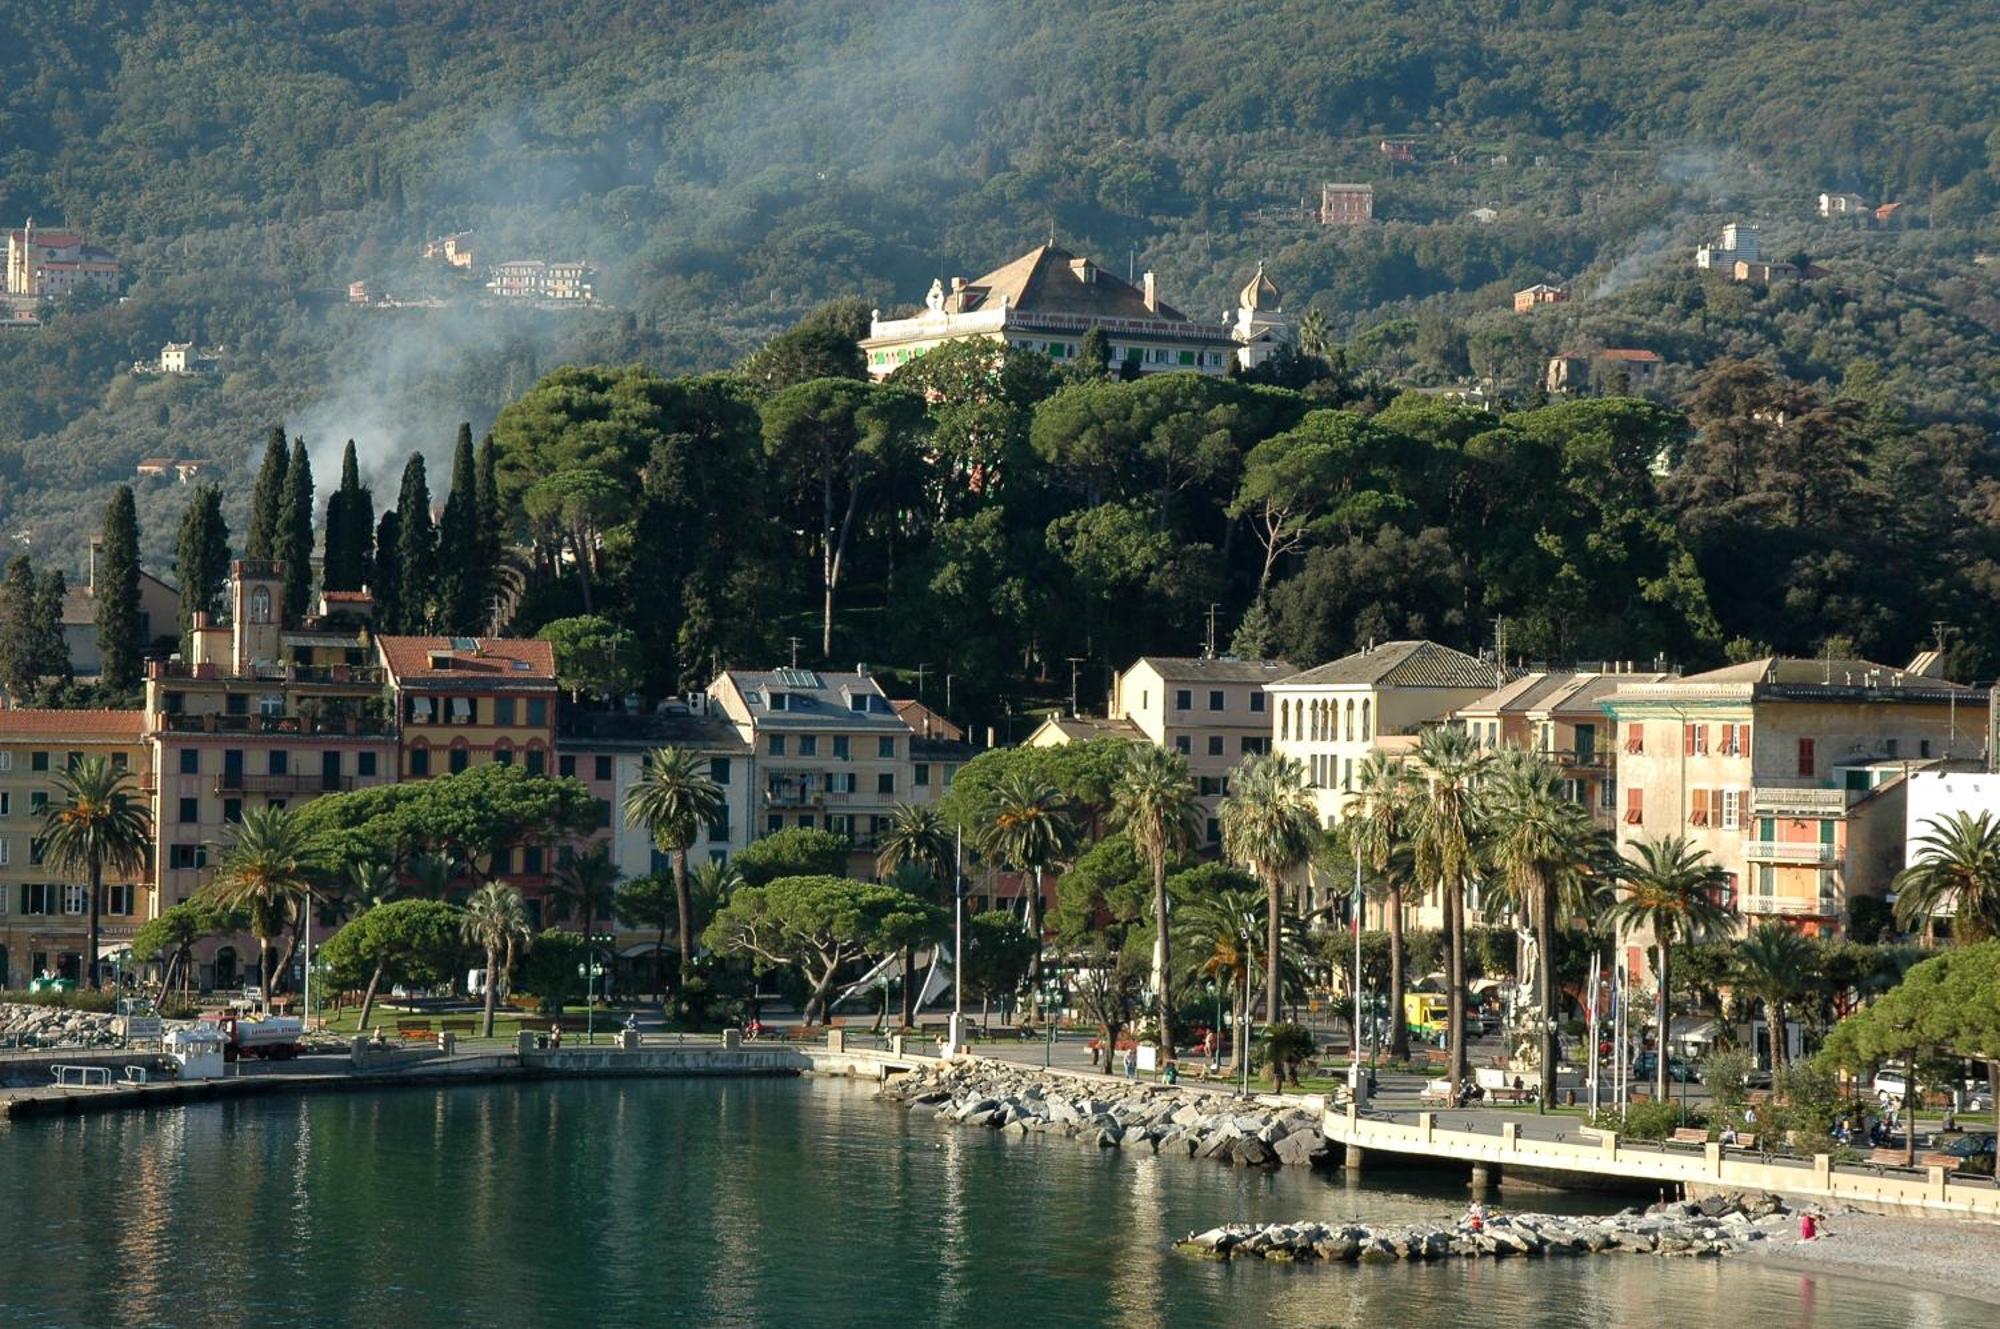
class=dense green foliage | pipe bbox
[0,0,1993,617]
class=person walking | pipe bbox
[1121,1045,1137,1081]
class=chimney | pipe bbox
[1070,257,1094,284]
[950,276,965,294]
[856,662,868,677]
[1142,271,1158,312]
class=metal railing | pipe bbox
[1740,839,1839,865]
[214,773,355,795]
[158,713,394,738]
[1739,894,1835,917]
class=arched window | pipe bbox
[1279,700,1290,742]
[1345,699,1355,741]
[1361,699,1371,742]
[249,585,271,624]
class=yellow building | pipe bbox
[0,709,150,988]
[1602,655,1988,959]
[708,667,915,873]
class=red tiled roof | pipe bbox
[1596,348,1661,363]
[0,708,146,739]
[7,230,85,247]
[376,635,556,683]
[321,590,372,602]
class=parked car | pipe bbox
[1633,1051,1699,1083]
[1873,1067,1911,1105]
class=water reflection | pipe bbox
[0,1079,1992,1329]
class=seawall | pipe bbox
[0,1041,925,1121]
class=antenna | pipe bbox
[914,662,933,697]
[1204,604,1221,659]
[1065,656,1087,719]
[1492,616,1508,686]
[787,636,802,669]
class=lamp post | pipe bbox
[1350,852,1365,1103]
[1239,928,1252,1096]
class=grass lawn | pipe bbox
[310,1001,633,1042]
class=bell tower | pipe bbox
[229,559,286,672]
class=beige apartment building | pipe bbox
[0,710,150,988]
[1025,656,1289,847]
[1268,641,1495,828]
[1602,656,1988,963]
[708,668,916,872]
[1456,667,1672,829]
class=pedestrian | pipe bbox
[1719,1123,1738,1147]
[550,1022,563,1050]
[1943,1102,1958,1133]
[1798,1210,1820,1242]
[1743,1103,1758,1127]
[1122,1045,1137,1081]
[1466,1200,1486,1233]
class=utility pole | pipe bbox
[1204,603,1221,659]
[914,663,932,698]
[787,636,802,669]
[1065,656,1086,718]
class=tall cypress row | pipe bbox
[174,484,230,650]
[373,510,402,633]
[96,485,143,690]
[245,427,290,562]
[475,433,500,567]
[394,454,436,632]
[436,424,479,632]
[280,439,315,622]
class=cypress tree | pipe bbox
[245,427,290,561]
[280,439,315,621]
[33,569,69,684]
[322,440,374,592]
[393,454,436,632]
[436,424,479,632]
[475,433,500,565]
[95,486,143,689]
[174,484,230,651]
[373,509,402,633]
[0,557,38,698]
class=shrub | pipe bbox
[1592,1101,1695,1140]
[0,988,117,1012]
[1704,1048,1754,1113]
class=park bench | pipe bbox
[1727,1133,1759,1152]
[1866,1147,1925,1173]
[1918,1152,1964,1173]
[395,1018,432,1034]
[1668,1128,1710,1148]
[1419,1079,1456,1105]
[1485,1087,1533,1105]
[438,1019,475,1035]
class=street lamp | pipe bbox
[1350,852,1366,1105]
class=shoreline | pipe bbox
[1739,1212,2000,1308]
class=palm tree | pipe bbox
[37,755,152,990]
[1604,834,1733,1101]
[877,803,954,1029]
[622,745,726,985]
[206,805,318,1007]
[1482,750,1603,1108]
[1734,921,1817,1070]
[555,844,622,1001]
[1892,810,2000,942]
[1111,745,1202,1059]
[1297,308,1332,362]
[1409,725,1489,1088]
[1348,751,1418,1060]
[1177,888,1262,1074]
[1219,753,1318,1032]
[460,881,532,1037]
[977,772,1076,996]
[406,852,460,899]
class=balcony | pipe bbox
[1740,894,1837,917]
[149,660,383,686]
[763,774,852,808]
[158,713,396,738]
[214,773,357,796]
[1749,783,1851,817]
[1742,839,1840,865]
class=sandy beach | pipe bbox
[1744,1212,2000,1306]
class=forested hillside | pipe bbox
[0,0,1994,666]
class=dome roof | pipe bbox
[1239,263,1281,312]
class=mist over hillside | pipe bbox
[0,0,1995,576]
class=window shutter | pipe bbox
[1684,724,1695,756]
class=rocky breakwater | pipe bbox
[0,1002,127,1049]
[1175,1193,1794,1266]
[879,1061,1332,1169]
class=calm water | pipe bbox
[0,1077,1986,1328]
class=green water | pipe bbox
[0,1077,1986,1327]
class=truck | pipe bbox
[214,1015,305,1062]
[1404,993,1449,1038]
